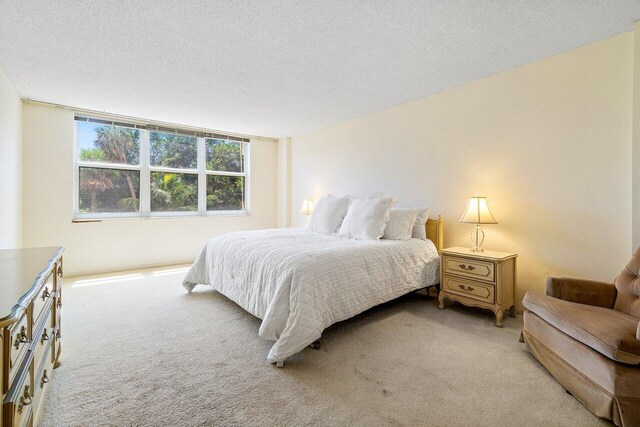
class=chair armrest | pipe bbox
[546,277,617,309]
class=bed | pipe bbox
[182,216,444,365]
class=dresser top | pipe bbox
[441,246,517,261]
[0,246,63,327]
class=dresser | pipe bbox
[1,247,63,427]
[438,246,517,327]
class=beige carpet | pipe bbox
[40,265,609,427]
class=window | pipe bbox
[74,116,249,219]
[205,139,245,211]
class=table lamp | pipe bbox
[459,196,497,252]
[300,199,314,217]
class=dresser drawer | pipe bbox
[442,255,495,283]
[53,290,62,358]
[33,304,53,373]
[32,272,54,327]
[55,261,63,290]
[5,314,30,392]
[33,338,54,427]
[54,287,62,318]
[3,351,34,427]
[442,275,495,304]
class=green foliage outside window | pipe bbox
[206,139,243,172]
[207,175,244,210]
[78,126,140,213]
[150,172,197,211]
[150,132,198,169]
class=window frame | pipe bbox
[73,117,250,221]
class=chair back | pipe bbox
[614,247,640,318]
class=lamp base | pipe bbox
[469,224,485,252]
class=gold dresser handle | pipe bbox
[42,286,51,300]
[458,264,476,271]
[17,385,32,413]
[41,328,50,344]
[13,326,31,350]
[40,370,49,388]
[458,284,475,292]
[57,298,62,308]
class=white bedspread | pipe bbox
[183,228,439,363]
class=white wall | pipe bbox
[0,67,22,249]
[22,103,278,276]
[290,33,633,307]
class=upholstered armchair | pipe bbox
[521,249,640,427]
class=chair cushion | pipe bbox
[614,248,640,318]
[523,292,640,365]
[524,311,640,403]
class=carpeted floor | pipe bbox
[40,265,609,427]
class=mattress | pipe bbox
[183,228,440,363]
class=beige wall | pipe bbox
[291,33,634,307]
[0,67,22,249]
[22,103,278,276]
[276,137,291,227]
[633,22,640,251]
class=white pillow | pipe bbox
[383,208,418,240]
[338,197,396,240]
[412,208,432,240]
[307,195,351,235]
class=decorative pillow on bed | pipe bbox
[383,208,418,240]
[412,208,432,240]
[307,195,352,235]
[338,197,396,240]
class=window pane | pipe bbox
[206,175,244,211]
[77,121,140,165]
[150,172,198,212]
[150,132,197,169]
[206,139,243,173]
[78,167,140,213]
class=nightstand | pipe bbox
[438,246,518,327]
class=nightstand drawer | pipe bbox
[442,255,495,283]
[442,275,495,304]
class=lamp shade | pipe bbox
[459,196,498,224]
[300,199,314,216]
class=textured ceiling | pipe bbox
[1,1,639,137]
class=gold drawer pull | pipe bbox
[56,330,61,340]
[458,264,476,271]
[57,298,62,308]
[13,326,31,350]
[42,286,50,300]
[41,328,50,344]
[458,284,475,292]
[17,385,31,414]
[40,370,49,389]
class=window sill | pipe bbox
[72,211,250,223]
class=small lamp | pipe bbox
[459,196,497,252]
[300,199,314,217]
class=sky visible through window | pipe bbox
[77,121,101,153]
